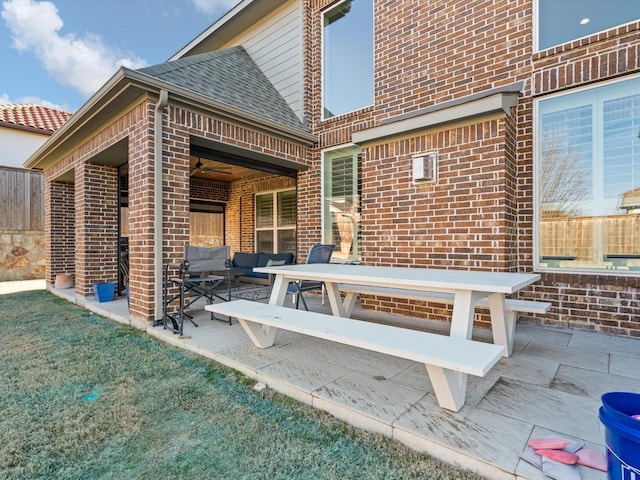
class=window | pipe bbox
[323,146,361,261]
[537,0,640,51]
[322,0,373,119]
[190,200,225,248]
[536,76,640,273]
[255,190,296,254]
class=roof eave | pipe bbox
[25,66,315,170]
[0,122,54,136]
[24,68,132,170]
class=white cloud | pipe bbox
[1,0,147,98]
[0,92,69,110]
[190,0,239,16]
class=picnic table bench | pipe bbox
[253,264,545,357]
[205,300,505,412]
[338,284,551,356]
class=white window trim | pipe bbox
[533,73,640,276]
[255,188,296,253]
[321,143,361,262]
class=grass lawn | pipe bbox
[0,290,483,480]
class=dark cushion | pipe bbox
[243,271,268,279]
[230,267,254,276]
[256,253,294,267]
[232,252,260,268]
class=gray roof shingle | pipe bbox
[137,46,305,132]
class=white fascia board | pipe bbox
[353,90,520,145]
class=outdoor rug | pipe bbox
[225,283,272,301]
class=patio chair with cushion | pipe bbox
[288,243,335,310]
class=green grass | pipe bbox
[0,291,483,480]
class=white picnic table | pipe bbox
[254,263,541,352]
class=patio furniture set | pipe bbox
[158,243,550,411]
[206,260,551,412]
[160,245,296,335]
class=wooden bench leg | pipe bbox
[238,318,277,348]
[425,364,468,412]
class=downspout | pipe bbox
[154,90,168,321]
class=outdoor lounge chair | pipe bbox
[288,243,335,310]
[162,245,231,335]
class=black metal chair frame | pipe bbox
[161,246,232,335]
[289,243,335,310]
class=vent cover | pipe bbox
[412,152,438,182]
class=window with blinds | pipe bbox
[255,190,296,254]
[536,76,640,273]
[323,146,361,261]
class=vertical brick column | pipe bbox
[126,104,190,324]
[162,120,190,276]
[75,163,119,299]
[226,183,242,254]
[45,179,75,285]
[127,105,161,323]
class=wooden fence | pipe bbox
[0,167,44,230]
[540,214,640,260]
[0,167,45,280]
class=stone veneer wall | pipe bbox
[0,230,45,281]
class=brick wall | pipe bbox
[520,22,640,336]
[299,1,640,335]
[44,97,309,325]
[190,178,229,202]
[75,163,119,296]
[45,180,74,283]
[40,2,640,336]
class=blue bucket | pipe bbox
[599,392,640,480]
[93,282,115,302]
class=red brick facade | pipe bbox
[41,1,640,336]
[43,96,310,325]
[298,1,640,335]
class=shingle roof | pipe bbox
[137,46,306,132]
[0,104,71,134]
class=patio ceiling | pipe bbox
[190,136,305,179]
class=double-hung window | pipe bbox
[322,0,373,119]
[323,146,361,261]
[537,0,640,51]
[255,190,296,254]
[535,76,640,273]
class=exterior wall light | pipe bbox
[412,151,438,183]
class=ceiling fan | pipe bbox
[191,159,233,177]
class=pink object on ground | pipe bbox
[535,449,579,464]
[528,438,570,450]
[576,448,608,472]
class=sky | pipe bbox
[0,0,239,113]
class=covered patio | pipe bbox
[50,284,638,480]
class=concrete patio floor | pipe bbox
[33,282,640,479]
